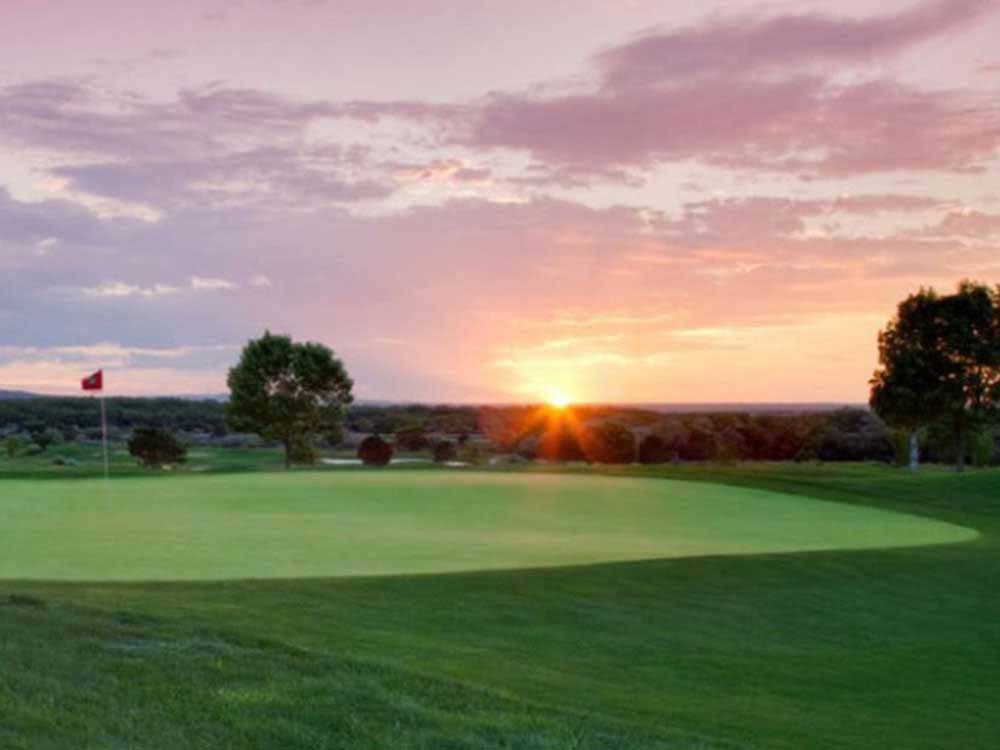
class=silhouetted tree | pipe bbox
[432,439,457,463]
[871,282,1000,471]
[583,422,636,464]
[638,434,671,464]
[395,426,429,451]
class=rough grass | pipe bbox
[2,462,999,748]
[0,471,974,580]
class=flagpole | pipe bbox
[100,392,109,480]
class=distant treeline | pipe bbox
[0,397,228,437]
[1,397,996,465]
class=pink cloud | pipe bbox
[596,0,991,86]
[931,209,1000,236]
[462,1,1000,178]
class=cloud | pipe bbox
[0,343,237,395]
[462,1,1000,178]
[190,276,237,290]
[925,209,1000,237]
[596,0,990,85]
[2,189,994,400]
[82,282,180,298]
[249,274,273,288]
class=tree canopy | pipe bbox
[870,281,1000,471]
[226,331,353,468]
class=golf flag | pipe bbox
[82,370,103,391]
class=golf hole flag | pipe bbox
[82,369,103,391]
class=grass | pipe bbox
[2,458,999,748]
[0,471,973,581]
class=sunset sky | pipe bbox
[2,0,999,402]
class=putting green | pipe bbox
[0,471,976,581]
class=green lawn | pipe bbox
[0,471,974,581]
[2,462,999,748]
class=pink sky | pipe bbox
[1,0,999,402]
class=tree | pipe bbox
[226,331,353,469]
[432,439,457,463]
[358,434,393,466]
[395,425,429,451]
[871,282,1000,471]
[288,436,318,465]
[638,434,671,464]
[582,422,636,464]
[128,427,187,467]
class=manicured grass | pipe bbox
[0,471,974,581]
[2,463,999,748]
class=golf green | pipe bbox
[0,471,976,581]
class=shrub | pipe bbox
[127,427,188,467]
[432,440,457,463]
[358,435,393,466]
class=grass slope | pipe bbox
[2,463,999,748]
[0,471,973,581]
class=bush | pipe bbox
[432,440,457,463]
[358,435,393,466]
[128,427,187,467]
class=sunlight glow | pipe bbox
[546,388,572,409]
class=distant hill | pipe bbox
[0,390,37,400]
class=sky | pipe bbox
[1,0,999,403]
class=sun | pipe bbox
[545,388,572,409]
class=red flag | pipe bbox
[81,370,103,391]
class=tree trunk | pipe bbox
[283,439,291,470]
[955,424,966,473]
[908,430,919,472]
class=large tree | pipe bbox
[226,332,353,469]
[870,281,1000,471]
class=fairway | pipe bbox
[0,471,975,581]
